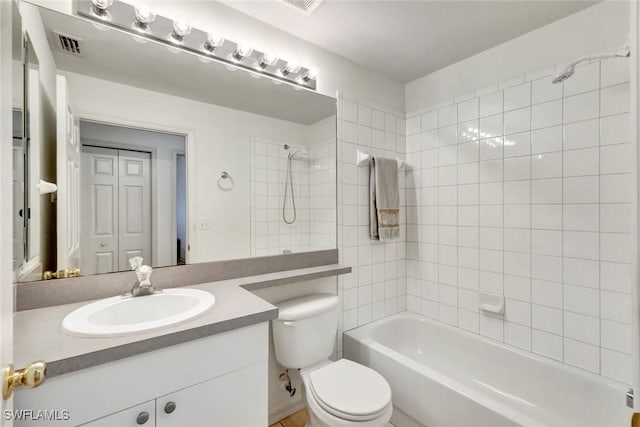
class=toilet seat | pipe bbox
[308,359,392,422]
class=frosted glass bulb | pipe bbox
[306,68,318,80]
[172,20,191,37]
[283,61,301,74]
[237,44,253,57]
[134,6,156,25]
[206,33,225,48]
[300,68,317,82]
[232,44,253,61]
[260,51,278,67]
[91,0,113,11]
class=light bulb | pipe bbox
[281,61,301,76]
[91,0,113,11]
[207,33,225,48]
[301,68,317,81]
[203,33,224,52]
[232,44,253,61]
[258,51,278,68]
[90,0,113,20]
[133,6,156,31]
[170,20,191,43]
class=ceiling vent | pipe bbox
[54,32,83,56]
[281,0,324,15]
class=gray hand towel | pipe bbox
[369,157,400,240]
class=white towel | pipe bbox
[369,157,400,240]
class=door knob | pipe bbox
[2,361,46,400]
[136,411,149,425]
[164,401,176,414]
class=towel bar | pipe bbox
[356,150,411,170]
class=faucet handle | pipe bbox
[129,256,144,270]
[136,265,153,285]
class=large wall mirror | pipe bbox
[13,2,337,283]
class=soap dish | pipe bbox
[478,292,505,315]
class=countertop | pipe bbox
[14,264,351,377]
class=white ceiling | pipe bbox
[219,0,599,83]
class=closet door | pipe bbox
[80,146,119,275]
[118,150,151,271]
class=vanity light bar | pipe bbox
[79,0,317,90]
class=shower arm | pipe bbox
[563,43,630,73]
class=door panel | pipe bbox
[81,146,118,275]
[56,75,81,271]
[81,147,151,274]
[118,150,151,271]
[156,362,267,427]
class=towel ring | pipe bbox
[218,171,234,191]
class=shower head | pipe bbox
[283,144,308,160]
[551,42,630,84]
[552,67,575,84]
[288,149,308,160]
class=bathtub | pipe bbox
[344,312,633,427]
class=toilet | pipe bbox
[272,294,392,427]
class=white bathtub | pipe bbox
[344,312,632,427]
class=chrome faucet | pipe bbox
[128,265,157,297]
[124,257,159,298]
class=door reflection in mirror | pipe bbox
[79,121,186,275]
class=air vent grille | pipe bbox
[282,0,324,14]
[55,32,83,56]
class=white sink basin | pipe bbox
[62,288,215,337]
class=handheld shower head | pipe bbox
[551,42,630,84]
[552,67,575,84]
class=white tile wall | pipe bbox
[250,138,311,256]
[309,139,337,250]
[337,95,408,356]
[405,57,634,385]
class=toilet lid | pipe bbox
[309,359,391,421]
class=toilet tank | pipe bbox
[272,294,340,369]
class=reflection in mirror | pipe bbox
[14,2,337,283]
[11,3,24,273]
[79,121,186,275]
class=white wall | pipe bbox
[406,1,630,112]
[64,71,308,263]
[32,0,405,112]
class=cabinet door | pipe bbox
[78,401,155,427]
[156,362,267,427]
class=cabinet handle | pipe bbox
[164,401,176,414]
[136,411,150,425]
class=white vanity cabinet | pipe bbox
[16,323,269,427]
[79,401,156,426]
[155,362,267,427]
